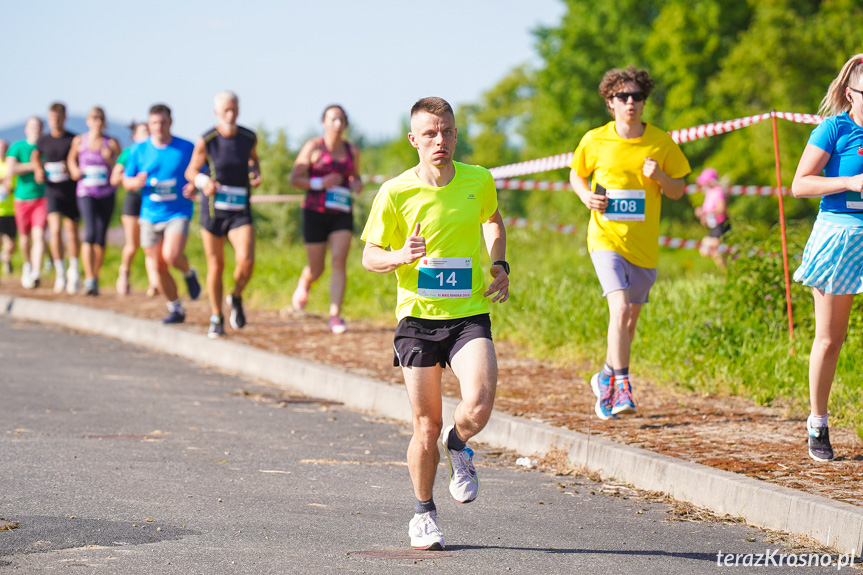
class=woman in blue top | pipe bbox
[791,54,863,463]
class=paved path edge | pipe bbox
[3,294,860,554]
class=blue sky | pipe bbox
[1,0,565,144]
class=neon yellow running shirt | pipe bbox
[362,162,498,321]
[0,161,13,217]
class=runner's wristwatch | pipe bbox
[493,260,510,275]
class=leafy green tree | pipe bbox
[254,126,301,243]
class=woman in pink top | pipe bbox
[694,168,730,269]
[68,107,121,295]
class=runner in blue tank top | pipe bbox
[185,91,261,338]
[123,104,201,325]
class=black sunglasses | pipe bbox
[611,91,647,102]
[849,87,863,97]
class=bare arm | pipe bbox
[122,152,148,192]
[248,141,262,188]
[67,136,82,180]
[644,157,686,200]
[482,208,509,303]
[792,144,863,198]
[105,138,121,170]
[570,168,608,212]
[110,161,125,187]
[289,139,341,190]
[7,153,38,177]
[362,223,426,274]
[349,144,363,194]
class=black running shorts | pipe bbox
[122,191,142,217]
[47,192,80,221]
[201,205,253,238]
[708,221,731,239]
[392,313,493,369]
[0,215,16,239]
[302,209,353,244]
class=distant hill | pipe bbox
[0,115,134,148]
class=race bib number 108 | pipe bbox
[603,189,646,221]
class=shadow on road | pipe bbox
[0,515,196,557]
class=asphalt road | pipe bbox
[0,316,848,574]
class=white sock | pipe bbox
[808,413,828,429]
[69,258,79,273]
[54,259,66,274]
[167,299,183,313]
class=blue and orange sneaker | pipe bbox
[590,371,617,420]
[612,377,636,416]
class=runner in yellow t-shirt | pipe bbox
[570,66,691,421]
[362,97,509,551]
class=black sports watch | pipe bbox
[493,260,510,275]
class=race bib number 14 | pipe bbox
[417,257,472,298]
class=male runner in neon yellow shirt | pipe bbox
[362,97,509,551]
[570,66,690,421]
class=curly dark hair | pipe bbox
[598,65,655,101]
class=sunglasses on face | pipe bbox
[611,91,647,103]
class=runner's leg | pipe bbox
[296,242,327,298]
[202,228,225,317]
[605,289,632,369]
[47,212,63,263]
[449,338,497,441]
[327,229,351,318]
[809,289,853,416]
[63,216,80,260]
[227,223,254,297]
[402,365,444,502]
[146,241,178,302]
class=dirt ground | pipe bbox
[2,277,860,508]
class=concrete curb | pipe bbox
[3,294,861,554]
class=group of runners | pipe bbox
[2,54,860,549]
[0,94,364,338]
[363,54,860,550]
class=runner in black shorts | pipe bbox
[38,102,80,294]
[0,139,15,276]
[112,121,153,295]
[289,105,363,333]
[361,97,510,550]
[185,91,261,338]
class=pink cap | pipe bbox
[696,168,719,186]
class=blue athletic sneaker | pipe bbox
[185,269,201,300]
[161,308,186,324]
[590,371,617,420]
[611,377,636,416]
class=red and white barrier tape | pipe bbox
[249,194,303,203]
[488,110,824,179]
[494,179,791,196]
[503,216,794,258]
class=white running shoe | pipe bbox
[408,511,444,550]
[53,274,66,294]
[66,268,80,295]
[442,425,479,503]
[21,262,33,288]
